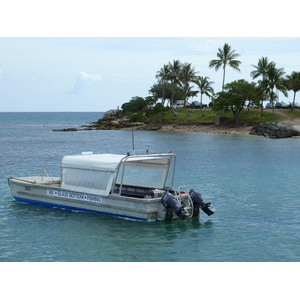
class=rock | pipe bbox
[53,128,78,132]
[135,125,162,131]
[110,120,120,126]
[250,121,300,138]
[102,109,122,121]
[215,116,228,125]
[86,109,146,130]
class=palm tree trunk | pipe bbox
[185,108,191,116]
[261,75,265,115]
[222,66,226,91]
[200,93,204,116]
[271,89,275,121]
[184,97,191,116]
[261,99,264,115]
[171,90,177,116]
[221,67,226,115]
[292,91,296,111]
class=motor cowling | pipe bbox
[189,189,214,216]
[161,192,187,220]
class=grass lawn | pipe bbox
[147,108,287,124]
[287,110,300,118]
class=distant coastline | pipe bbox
[51,108,300,138]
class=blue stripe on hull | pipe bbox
[13,196,150,222]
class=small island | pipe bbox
[53,106,300,139]
[54,44,300,139]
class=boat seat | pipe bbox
[113,184,154,198]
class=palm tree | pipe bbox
[194,76,214,116]
[251,56,275,80]
[176,82,198,116]
[261,64,288,120]
[285,71,300,110]
[251,57,275,114]
[179,63,198,86]
[178,63,198,113]
[155,64,170,106]
[168,59,183,115]
[209,43,241,91]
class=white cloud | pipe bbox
[80,72,101,82]
[69,71,102,94]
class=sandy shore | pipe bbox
[157,119,300,136]
[157,124,252,135]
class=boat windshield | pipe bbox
[116,154,174,188]
[116,166,165,187]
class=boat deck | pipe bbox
[10,177,165,199]
[10,176,61,187]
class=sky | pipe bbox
[1,37,300,112]
[0,2,299,112]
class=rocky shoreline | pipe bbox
[250,121,300,138]
[53,109,300,139]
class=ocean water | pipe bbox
[0,112,300,262]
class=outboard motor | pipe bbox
[161,192,188,220]
[189,189,214,216]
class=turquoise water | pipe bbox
[0,112,299,262]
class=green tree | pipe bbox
[212,79,258,125]
[209,43,241,91]
[178,63,198,86]
[168,59,183,115]
[285,71,300,110]
[149,82,173,105]
[260,64,288,120]
[155,64,171,106]
[251,57,275,114]
[144,103,170,121]
[145,96,157,107]
[177,62,199,115]
[176,82,198,115]
[121,96,147,114]
[251,56,275,79]
[194,76,214,116]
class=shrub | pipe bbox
[129,111,145,122]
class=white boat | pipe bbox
[8,151,214,221]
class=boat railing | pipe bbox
[42,166,53,184]
[113,152,176,196]
[167,186,194,218]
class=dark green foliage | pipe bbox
[128,111,145,122]
[212,79,258,124]
[129,103,170,122]
[149,82,174,104]
[285,71,300,110]
[121,96,148,114]
[145,103,170,117]
[145,96,157,106]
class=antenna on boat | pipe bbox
[131,127,135,155]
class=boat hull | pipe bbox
[8,177,166,221]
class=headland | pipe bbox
[53,108,300,138]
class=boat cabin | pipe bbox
[60,152,176,198]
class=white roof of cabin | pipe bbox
[60,153,173,196]
[62,153,170,172]
[62,154,127,172]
